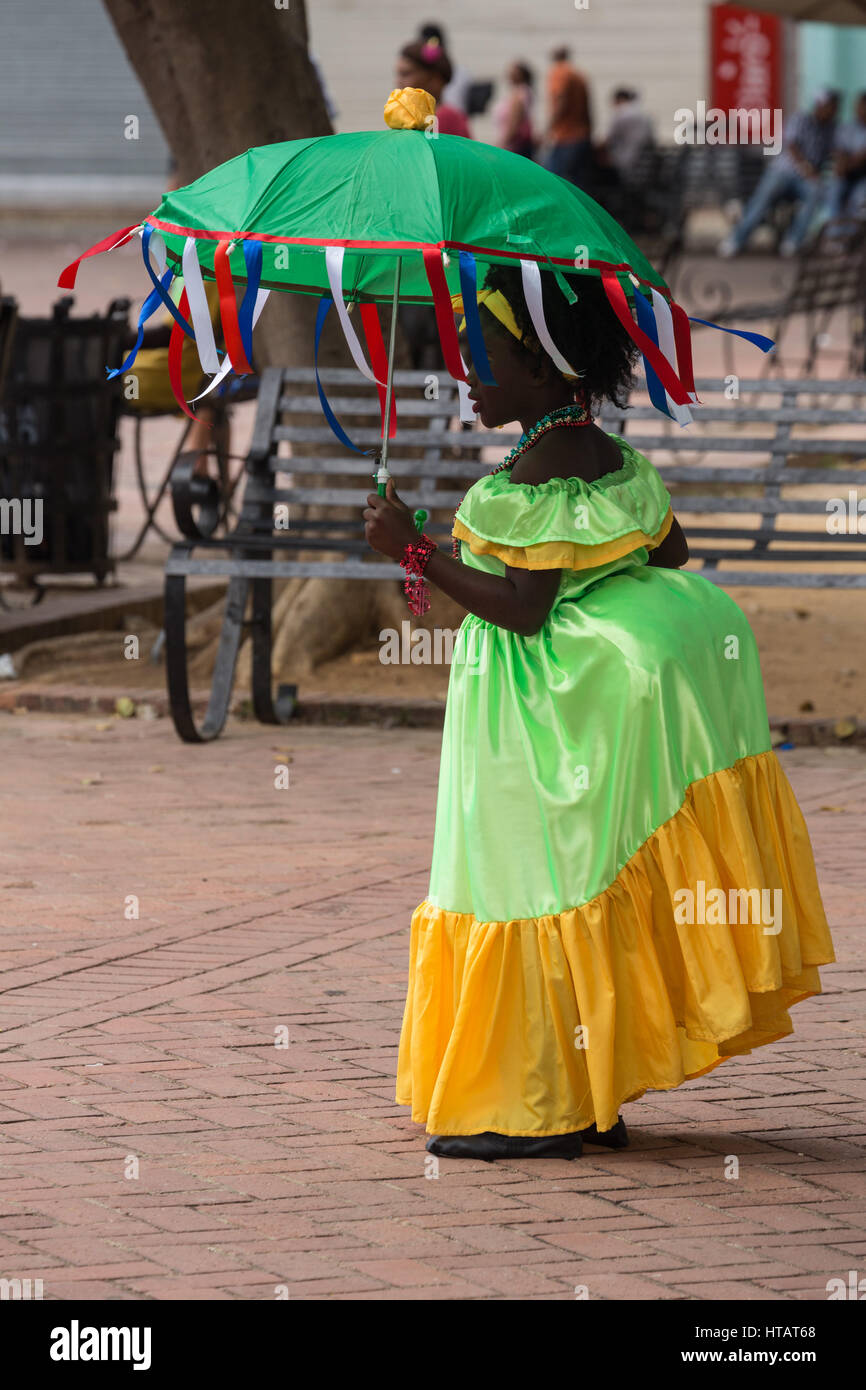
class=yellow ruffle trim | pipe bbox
[451,505,673,571]
[396,749,835,1136]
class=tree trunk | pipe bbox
[103,0,468,685]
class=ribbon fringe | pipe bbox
[520,258,579,378]
[61,220,777,444]
[423,247,467,383]
[214,240,254,376]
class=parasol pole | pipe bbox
[372,258,428,535]
[375,255,401,496]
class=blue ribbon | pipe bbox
[633,288,674,421]
[106,264,174,380]
[140,223,194,337]
[315,298,366,454]
[457,250,496,385]
[688,317,775,353]
[238,240,263,369]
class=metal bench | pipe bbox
[683,215,866,378]
[118,374,260,560]
[164,364,487,741]
[593,147,686,286]
[164,367,866,742]
[599,376,866,588]
[0,297,17,399]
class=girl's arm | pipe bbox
[363,480,560,636]
[424,548,561,636]
[646,514,689,568]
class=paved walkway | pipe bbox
[0,713,864,1301]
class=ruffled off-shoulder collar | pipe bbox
[453,436,672,565]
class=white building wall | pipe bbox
[307,0,709,146]
[0,0,711,198]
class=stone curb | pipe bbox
[0,684,448,729]
[0,683,863,744]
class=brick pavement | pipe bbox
[0,711,864,1301]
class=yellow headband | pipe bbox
[450,289,580,382]
[450,289,522,343]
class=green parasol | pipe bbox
[59,88,769,499]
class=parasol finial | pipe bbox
[384,88,436,130]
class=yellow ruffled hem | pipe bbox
[395,749,835,1136]
[451,505,673,571]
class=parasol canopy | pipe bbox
[59,88,773,476]
[141,129,668,303]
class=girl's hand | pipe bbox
[363,478,420,561]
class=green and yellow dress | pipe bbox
[396,436,835,1138]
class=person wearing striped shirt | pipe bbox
[718,90,840,259]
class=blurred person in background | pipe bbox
[396,33,471,366]
[825,90,866,223]
[718,89,840,259]
[396,35,472,137]
[597,88,654,185]
[492,62,535,159]
[418,21,474,116]
[541,46,592,187]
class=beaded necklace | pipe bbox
[451,400,593,559]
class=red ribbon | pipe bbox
[669,297,699,405]
[168,287,198,421]
[214,240,254,376]
[58,224,140,290]
[360,303,396,439]
[422,247,467,383]
[600,269,691,407]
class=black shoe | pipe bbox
[425,1130,583,1161]
[579,1115,629,1149]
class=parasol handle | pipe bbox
[375,256,402,495]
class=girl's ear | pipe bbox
[525,339,556,385]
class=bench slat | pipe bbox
[242,486,862,515]
[602,436,866,456]
[168,369,866,591]
[165,556,406,579]
[602,407,866,425]
[279,394,465,418]
[696,570,866,588]
[267,455,489,479]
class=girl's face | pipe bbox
[459,312,557,428]
[395,57,443,100]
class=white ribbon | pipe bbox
[649,286,693,427]
[141,226,167,276]
[182,237,220,376]
[324,245,385,385]
[457,353,475,424]
[652,287,697,404]
[519,258,578,379]
[188,288,270,403]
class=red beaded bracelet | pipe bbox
[399,533,437,616]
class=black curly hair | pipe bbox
[481,262,639,411]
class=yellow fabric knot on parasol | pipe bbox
[384,88,437,130]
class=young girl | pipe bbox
[363,265,835,1161]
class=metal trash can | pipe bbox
[0,295,130,596]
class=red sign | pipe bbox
[710,4,785,129]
